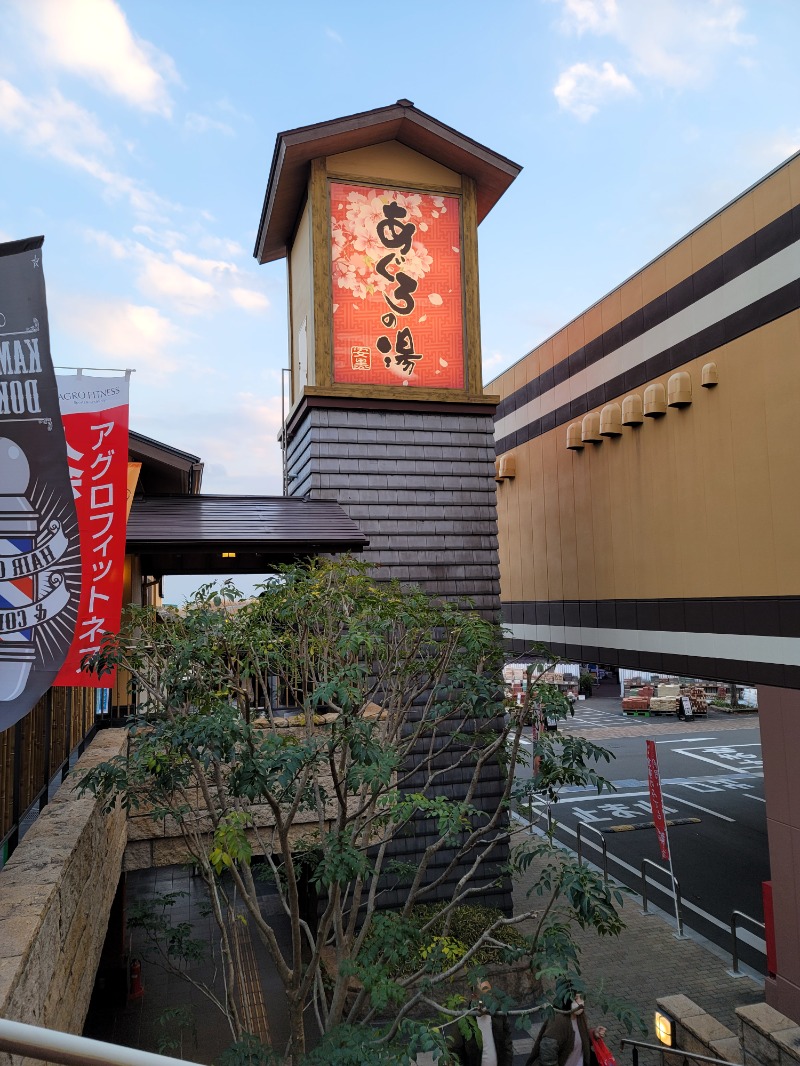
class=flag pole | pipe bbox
[645,738,683,938]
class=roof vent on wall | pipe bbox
[566,423,584,450]
[667,371,692,407]
[495,453,516,481]
[581,412,602,443]
[644,382,667,417]
[702,361,719,387]
[621,394,643,425]
[600,403,623,436]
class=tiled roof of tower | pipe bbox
[254,99,522,263]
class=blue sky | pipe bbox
[2,0,798,599]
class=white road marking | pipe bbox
[744,794,767,803]
[656,737,717,744]
[662,792,735,823]
[673,749,761,774]
[551,789,652,805]
[539,787,736,821]
[517,808,766,951]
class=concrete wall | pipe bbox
[0,728,127,1048]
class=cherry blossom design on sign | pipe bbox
[330,182,464,389]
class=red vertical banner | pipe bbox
[55,374,130,687]
[646,739,670,861]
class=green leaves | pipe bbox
[313,828,370,887]
[209,812,253,875]
[79,557,633,1062]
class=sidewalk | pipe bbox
[503,688,764,1063]
[508,851,763,1063]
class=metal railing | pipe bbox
[0,1017,203,1066]
[576,820,609,882]
[621,1038,742,1066]
[641,858,685,938]
[728,909,766,976]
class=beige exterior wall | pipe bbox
[289,199,313,403]
[495,311,800,604]
[326,141,462,191]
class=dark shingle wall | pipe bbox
[286,406,501,616]
[286,403,512,914]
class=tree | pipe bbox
[79,557,627,1065]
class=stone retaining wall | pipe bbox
[656,995,800,1066]
[0,728,128,1055]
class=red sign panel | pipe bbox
[55,375,129,687]
[646,739,670,861]
[330,182,464,389]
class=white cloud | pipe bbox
[199,235,246,259]
[138,257,216,315]
[0,78,170,218]
[83,229,270,317]
[162,392,284,494]
[555,0,754,89]
[751,130,800,172]
[559,0,618,34]
[132,225,187,250]
[230,288,270,313]
[554,61,636,120]
[325,27,344,44]
[0,79,112,161]
[57,297,184,374]
[172,250,238,277]
[184,112,234,136]
[14,0,179,116]
[84,228,129,259]
[482,349,512,376]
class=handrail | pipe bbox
[641,858,684,938]
[0,1017,204,1066]
[576,821,609,881]
[621,1037,742,1066]
[729,909,766,976]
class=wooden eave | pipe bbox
[127,494,368,577]
[254,100,522,264]
[129,430,204,495]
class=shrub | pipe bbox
[398,903,528,975]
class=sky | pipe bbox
[2,0,799,600]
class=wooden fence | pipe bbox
[0,671,132,865]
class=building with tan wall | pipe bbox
[487,150,800,1019]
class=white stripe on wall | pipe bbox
[494,238,800,443]
[504,622,800,667]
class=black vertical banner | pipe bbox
[0,237,81,732]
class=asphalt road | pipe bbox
[515,698,769,974]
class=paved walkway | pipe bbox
[508,849,763,1064]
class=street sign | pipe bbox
[646,739,670,861]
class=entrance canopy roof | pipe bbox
[127,494,369,578]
